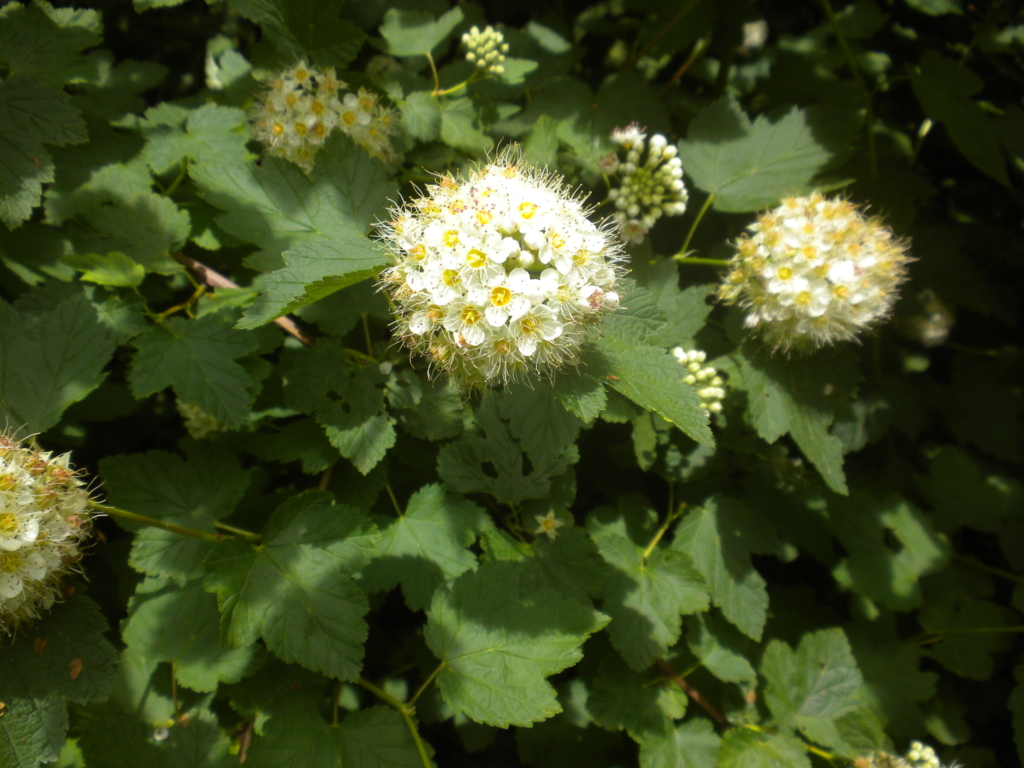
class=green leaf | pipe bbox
[915,446,1022,534]
[129,313,260,428]
[592,526,709,670]
[719,728,811,768]
[761,628,865,749]
[0,595,117,768]
[595,336,713,447]
[203,490,379,680]
[588,654,687,741]
[678,96,837,212]
[498,384,585,469]
[919,596,1018,680]
[828,492,949,611]
[734,346,863,494]
[439,96,492,151]
[552,361,608,423]
[79,192,191,274]
[909,52,1009,186]
[64,251,145,288]
[0,291,115,433]
[141,103,253,174]
[903,0,963,14]
[437,396,574,507]
[380,7,465,57]
[99,446,250,583]
[239,233,388,328]
[231,0,366,65]
[524,115,561,168]
[360,483,493,611]
[0,77,87,228]
[400,91,442,143]
[245,417,340,474]
[685,614,758,685]
[527,526,611,603]
[191,129,394,268]
[78,708,233,768]
[122,577,265,692]
[601,280,667,344]
[397,377,465,441]
[631,259,716,347]
[673,497,774,641]
[424,561,609,727]
[639,718,722,768]
[245,704,424,768]
[0,3,100,86]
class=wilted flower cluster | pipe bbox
[718,192,911,352]
[250,61,399,172]
[603,125,687,244]
[0,433,92,634]
[378,150,625,388]
[176,400,228,440]
[672,348,726,415]
[462,26,509,76]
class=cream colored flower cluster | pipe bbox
[462,26,509,76]
[0,434,92,634]
[176,400,228,440]
[378,151,625,388]
[718,192,911,352]
[858,741,948,768]
[604,125,687,244]
[671,348,726,415]
[250,61,399,172]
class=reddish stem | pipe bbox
[655,657,728,725]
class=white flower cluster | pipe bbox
[0,433,92,634]
[904,742,942,768]
[858,741,949,768]
[604,124,688,244]
[718,192,911,352]
[378,149,626,388]
[250,61,399,172]
[672,348,726,415]
[176,400,228,440]
[462,26,509,76]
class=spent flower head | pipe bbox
[671,348,726,415]
[718,191,912,353]
[378,147,626,389]
[0,432,93,635]
[176,400,228,440]
[251,61,398,173]
[606,126,688,244]
[462,26,510,76]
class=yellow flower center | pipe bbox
[802,246,817,260]
[549,232,566,249]
[476,210,493,226]
[342,111,357,126]
[833,285,850,299]
[294,68,308,82]
[311,100,325,115]
[490,286,512,306]
[777,267,793,281]
[0,513,18,535]
[443,230,460,248]
[293,123,307,137]
[271,123,285,137]
[466,249,487,268]
[460,306,483,325]
[0,551,21,574]
[520,316,541,335]
[442,269,459,287]
[572,249,589,266]
[795,291,812,306]
[408,245,426,261]
[519,202,537,219]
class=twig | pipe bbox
[356,678,433,768]
[622,0,703,72]
[91,502,223,543]
[655,657,728,725]
[660,37,710,96]
[171,252,314,348]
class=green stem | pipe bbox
[818,0,865,90]
[951,552,1020,581]
[361,313,374,358]
[425,52,440,94]
[672,256,730,267]
[675,193,715,257]
[385,483,403,517]
[641,504,686,564]
[408,662,444,707]
[212,521,260,543]
[333,680,342,726]
[91,503,222,543]
[163,159,189,197]
[433,73,479,97]
[356,678,433,768]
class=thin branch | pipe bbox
[213,521,261,543]
[660,37,710,97]
[171,252,314,348]
[654,658,727,725]
[91,503,223,543]
[356,678,433,768]
[408,662,444,707]
[674,193,715,258]
[622,0,703,72]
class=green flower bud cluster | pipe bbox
[462,26,509,76]
[0,433,92,635]
[671,348,726,415]
[176,400,228,440]
[604,124,688,244]
[250,61,399,173]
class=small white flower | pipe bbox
[533,511,565,541]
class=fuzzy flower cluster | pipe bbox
[378,150,625,388]
[250,61,398,172]
[462,26,509,76]
[671,348,726,415]
[176,400,227,440]
[718,192,911,352]
[857,741,949,768]
[603,125,687,244]
[0,434,92,634]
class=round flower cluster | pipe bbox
[462,26,509,76]
[604,125,687,244]
[176,400,227,440]
[718,192,911,352]
[378,150,626,388]
[250,61,399,172]
[856,742,947,768]
[672,348,726,415]
[0,433,92,634]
